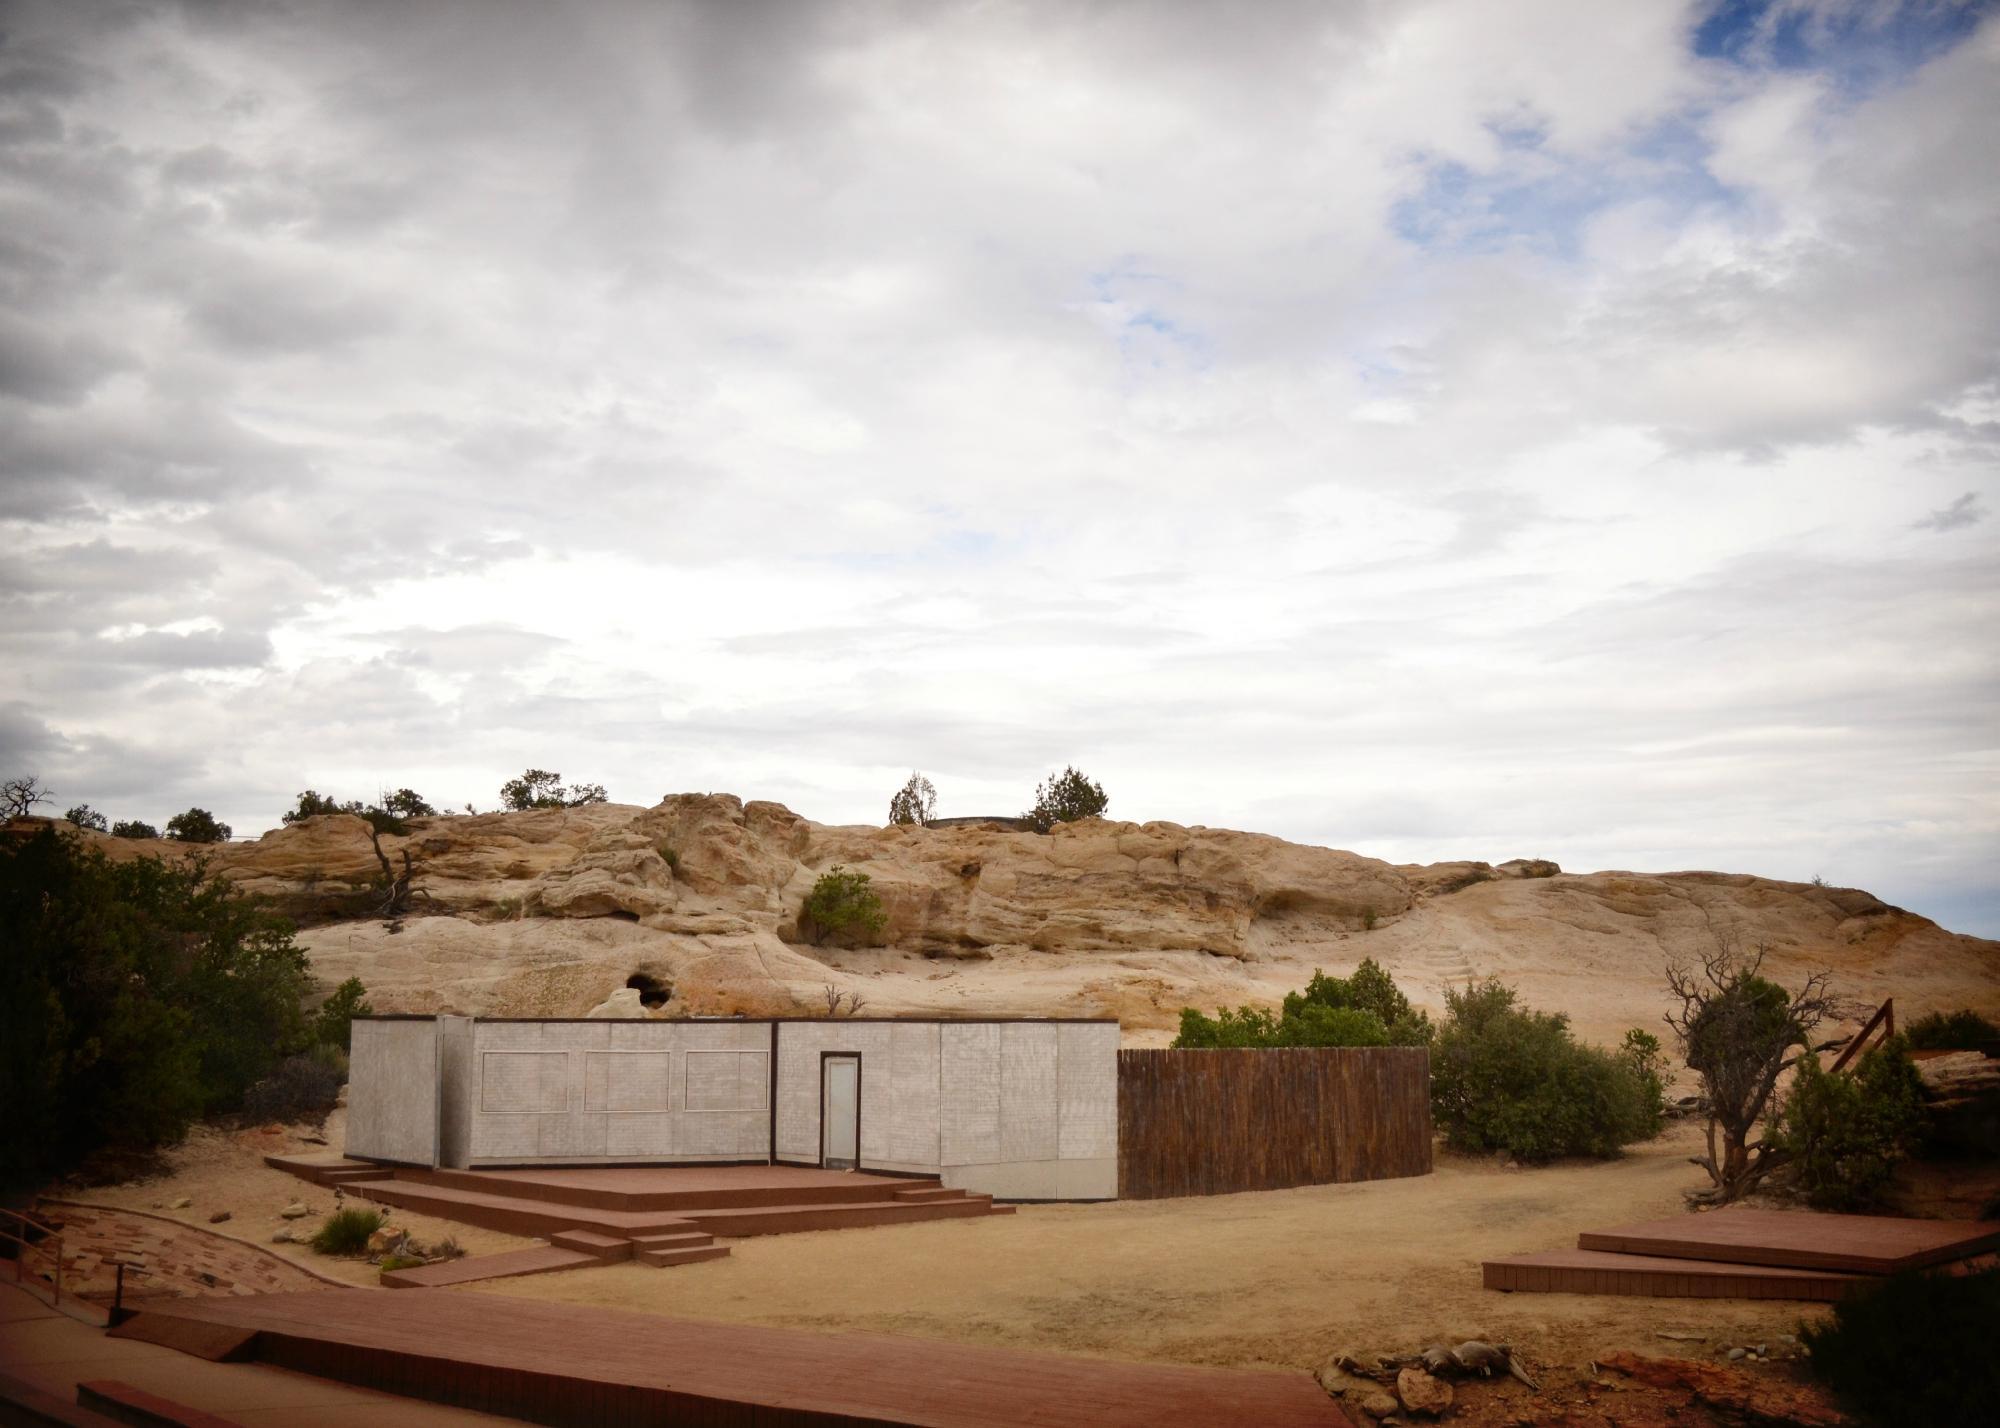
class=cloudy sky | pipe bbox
[3,0,1995,933]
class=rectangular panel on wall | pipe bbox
[479,1052,569,1114]
[583,1052,672,1112]
[940,1024,1002,1165]
[886,1023,941,1166]
[347,1019,439,1165]
[1000,1024,1060,1162]
[1057,1023,1118,1161]
[685,1050,769,1111]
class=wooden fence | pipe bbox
[1116,1047,1432,1199]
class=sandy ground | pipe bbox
[66,1108,536,1288]
[471,1121,1829,1374]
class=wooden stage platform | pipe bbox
[1485,1208,1999,1301]
[114,1288,1351,1427]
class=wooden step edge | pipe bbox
[77,1380,249,1428]
[636,1245,732,1268]
[628,1232,715,1250]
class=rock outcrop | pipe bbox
[22,797,1997,1047]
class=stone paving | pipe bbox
[30,1202,335,1306]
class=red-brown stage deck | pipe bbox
[1483,1249,1865,1301]
[115,1289,1350,1427]
[1575,1208,2000,1275]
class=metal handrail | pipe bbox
[0,1206,63,1307]
[1828,997,1895,1075]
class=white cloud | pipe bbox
[1,0,1994,933]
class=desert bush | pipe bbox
[242,1051,344,1123]
[2,774,53,818]
[283,790,363,822]
[310,1206,384,1256]
[1774,1036,1928,1211]
[1023,766,1108,832]
[657,845,681,873]
[1664,941,1840,1202]
[1173,960,1425,1048]
[499,769,607,810]
[1430,979,1660,1161]
[312,977,372,1051]
[1905,1007,1999,1050]
[64,804,108,832]
[0,827,311,1182]
[1617,1028,1669,1140]
[165,807,231,843]
[110,819,158,839]
[800,865,887,945]
[1802,1267,1999,1427]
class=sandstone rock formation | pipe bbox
[22,796,1998,1049]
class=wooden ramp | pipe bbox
[116,1288,1350,1427]
[1485,1208,2000,1302]
[1482,1249,1864,1301]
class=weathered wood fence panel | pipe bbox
[1117,1048,1431,1199]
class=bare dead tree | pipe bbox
[361,812,432,928]
[1663,937,1846,1204]
[819,984,867,1017]
[3,774,53,819]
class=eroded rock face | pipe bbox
[27,798,1994,1047]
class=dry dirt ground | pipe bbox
[472,1121,1827,1376]
[62,1109,535,1289]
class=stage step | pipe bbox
[380,1246,600,1289]
[406,1166,950,1213]
[637,1244,733,1268]
[345,1177,1010,1242]
[628,1231,716,1252]
[673,1196,1005,1238]
[549,1229,633,1262]
[1483,1248,1864,1301]
[892,1186,965,1203]
[263,1152,383,1188]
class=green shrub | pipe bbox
[1802,1267,1999,1427]
[0,827,312,1183]
[242,1052,344,1124]
[164,808,231,843]
[309,1207,384,1255]
[1905,1008,1999,1050]
[800,865,888,945]
[1774,1036,1928,1211]
[658,845,681,873]
[311,977,372,1051]
[109,819,158,839]
[378,1254,427,1273]
[1173,961,1426,1049]
[1023,766,1108,833]
[1431,979,1661,1161]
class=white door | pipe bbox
[822,1056,859,1169]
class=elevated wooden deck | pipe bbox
[1575,1207,2000,1274]
[115,1289,1350,1427]
[1485,1208,2000,1302]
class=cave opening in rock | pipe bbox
[625,972,671,1008]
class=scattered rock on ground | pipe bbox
[1597,1350,1847,1427]
[1395,1367,1453,1418]
[1355,1387,1401,1419]
[167,1197,191,1210]
[280,1202,310,1219]
[208,1210,231,1224]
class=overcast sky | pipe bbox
[3,0,1996,934]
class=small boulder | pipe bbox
[365,1226,404,1255]
[1356,1387,1401,1419]
[168,1196,192,1210]
[1396,1368,1453,1419]
[270,1229,295,1244]
[1315,1361,1354,1396]
[208,1210,232,1224]
[280,1202,310,1220]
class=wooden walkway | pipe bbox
[1486,1207,2000,1301]
[114,1288,1350,1427]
